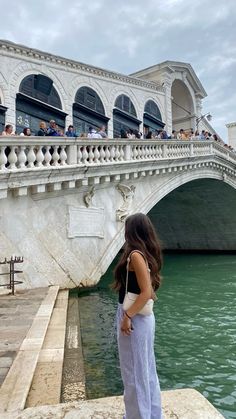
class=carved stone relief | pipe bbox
[116,183,136,222]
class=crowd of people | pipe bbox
[0,121,235,152]
[0,121,108,139]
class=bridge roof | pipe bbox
[130,60,207,99]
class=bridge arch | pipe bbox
[148,177,236,251]
[91,170,236,283]
[171,78,195,132]
[0,70,9,105]
[0,87,7,132]
[0,73,9,132]
[0,87,4,104]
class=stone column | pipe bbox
[107,114,113,138]
[5,94,16,131]
[226,122,236,148]
[161,74,172,135]
[195,95,202,131]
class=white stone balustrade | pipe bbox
[0,137,236,172]
[0,137,235,172]
[0,137,235,201]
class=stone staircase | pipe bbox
[0,286,68,413]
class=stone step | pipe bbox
[25,289,69,407]
[0,389,225,418]
[0,286,59,413]
[61,294,86,403]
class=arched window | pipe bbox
[0,91,8,133]
[144,100,162,120]
[16,74,66,135]
[19,75,62,109]
[143,100,164,137]
[0,104,7,133]
[113,94,140,138]
[75,86,105,115]
[115,95,137,117]
[73,86,109,135]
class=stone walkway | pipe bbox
[1,390,224,418]
[0,288,48,387]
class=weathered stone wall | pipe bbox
[0,169,235,289]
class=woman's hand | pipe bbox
[121,313,133,336]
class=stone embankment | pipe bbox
[0,287,224,418]
[1,390,224,418]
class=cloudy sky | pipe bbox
[1,0,236,140]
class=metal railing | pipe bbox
[0,256,23,295]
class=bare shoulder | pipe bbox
[130,251,146,266]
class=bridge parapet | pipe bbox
[0,138,235,199]
[1,137,235,168]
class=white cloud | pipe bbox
[0,0,236,140]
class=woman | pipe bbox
[114,213,163,419]
[1,124,14,136]
[20,127,31,136]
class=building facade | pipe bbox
[0,40,208,137]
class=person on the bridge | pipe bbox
[65,125,77,137]
[46,120,60,136]
[1,124,14,136]
[98,125,108,138]
[113,213,163,419]
[87,126,102,138]
[37,121,47,136]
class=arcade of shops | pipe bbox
[0,40,209,137]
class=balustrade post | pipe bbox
[0,146,7,170]
[8,146,18,169]
[18,146,27,168]
[67,144,77,165]
[59,146,67,165]
[190,143,194,157]
[27,146,36,168]
[162,143,167,159]
[52,146,60,166]
[209,142,213,154]
[35,146,44,168]
[124,144,131,161]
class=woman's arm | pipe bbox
[125,251,152,318]
[120,251,152,335]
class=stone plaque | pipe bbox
[68,206,104,238]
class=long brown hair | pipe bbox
[113,213,162,292]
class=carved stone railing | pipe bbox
[0,137,235,171]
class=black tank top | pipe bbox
[119,271,140,304]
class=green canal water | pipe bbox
[77,253,236,418]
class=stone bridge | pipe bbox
[0,138,235,289]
